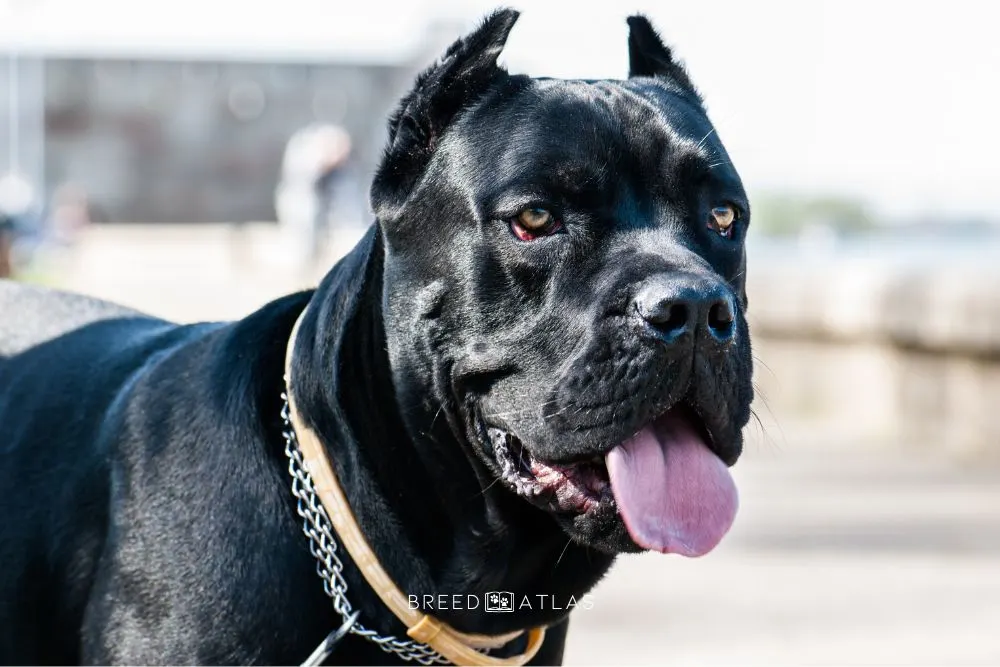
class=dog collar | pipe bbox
[283,307,547,666]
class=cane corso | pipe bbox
[0,10,752,665]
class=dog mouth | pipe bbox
[486,425,614,515]
[479,401,739,557]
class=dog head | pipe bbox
[373,10,752,556]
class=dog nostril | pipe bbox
[642,302,690,339]
[662,304,689,333]
[707,300,735,340]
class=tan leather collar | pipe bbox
[283,307,546,666]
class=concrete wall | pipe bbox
[747,251,1000,459]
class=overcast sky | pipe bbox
[2,0,998,222]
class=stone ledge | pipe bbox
[747,262,1000,358]
[746,257,1000,458]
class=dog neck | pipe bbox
[286,225,614,636]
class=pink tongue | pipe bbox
[605,412,738,557]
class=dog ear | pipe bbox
[626,15,701,102]
[371,9,519,219]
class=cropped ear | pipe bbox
[626,15,701,102]
[371,9,519,219]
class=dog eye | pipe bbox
[511,207,563,241]
[708,204,738,239]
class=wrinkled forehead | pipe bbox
[441,78,742,199]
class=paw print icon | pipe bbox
[485,591,514,613]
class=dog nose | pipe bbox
[634,275,736,344]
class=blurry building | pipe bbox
[40,57,420,223]
[1,10,457,223]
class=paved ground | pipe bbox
[568,436,1000,665]
[19,224,1000,665]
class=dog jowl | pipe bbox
[375,10,753,558]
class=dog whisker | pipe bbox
[476,476,503,498]
[554,537,574,569]
[747,383,787,453]
[429,404,445,430]
[695,127,716,151]
[752,354,779,384]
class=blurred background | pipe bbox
[2,0,999,664]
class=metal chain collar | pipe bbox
[280,391,451,666]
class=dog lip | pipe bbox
[676,400,742,467]
[477,417,613,514]
[508,397,738,469]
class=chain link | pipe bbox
[281,391,452,665]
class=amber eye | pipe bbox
[511,207,562,241]
[708,204,738,239]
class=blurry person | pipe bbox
[47,183,92,248]
[0,171,36,279]
[274,123,352,265]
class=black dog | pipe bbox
[0,10,752,665]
